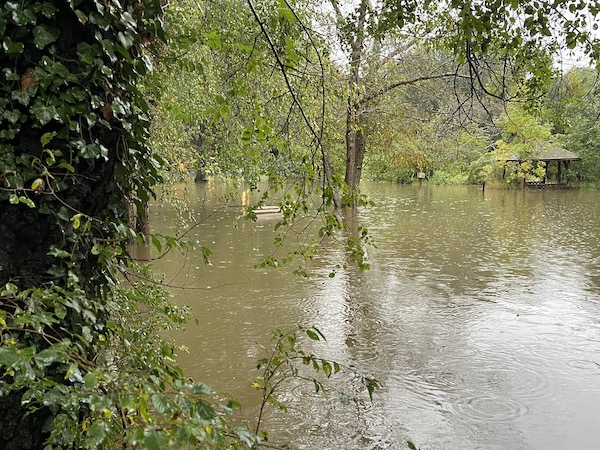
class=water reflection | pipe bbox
[150,182,600,449]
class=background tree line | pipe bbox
[152,1,600,192]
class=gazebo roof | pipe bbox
[504,142,581,162]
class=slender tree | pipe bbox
[322,0,600,200]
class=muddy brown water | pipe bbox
[149,181,600,449]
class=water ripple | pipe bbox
[450,394,530,422]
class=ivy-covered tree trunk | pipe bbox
[0,1,163,447]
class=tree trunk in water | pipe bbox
[126,198,151,240]
[344,109,366,201]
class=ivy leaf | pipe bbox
[2,37,24,56]
[40,131,56,147]
[19,196,35,208]
[32,25,59,49]
[31,103,58,125]
[84,421,108,448]
[2,109,21,124]
[31,178,44,191]
[116,31,135,49]
[35,2,58,18]
[74,9,87,24]
[34,347,62,367]
[11,89,32,106]
[48,247,70,258]
[78,143,107,159]
[114,43,132,63]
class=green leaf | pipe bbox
[2,37,24,56]
[31,178,43,191]
[65,363,83,382]
[151,393,174,415]
[11,89,32,106]
[19,196,35,208]
[35,2,58,18]
[83,372,99,389]
[192,383,213,396]
[78,143,106,159]
[313,379,321,393]
[8,4,37,25]
[151,235,162,253]
[48,246,70,258]
[322,359,332,377]
[362,377,379,401]
[31,103,58,125]
[196,401,216,419]
[71,214,82,229]
[2,109,21,124]
[116,31,135,49]
[306,329,320,341]
[2,282,19,295]
[0,347,18,367]
[407,441,417,450]
[74,9,87,24]
[9,194,19,204]
[81,326,93,344]
[143,429,168,450]
[241,126,253,143]
[235,428,258,446]
[34,347,62,367]
[32,25,59,49]
[84,421,108,448]
[114,43,132,62]
[333,361,341,373]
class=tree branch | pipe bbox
[359,71,468,107]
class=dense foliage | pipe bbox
[0,1,255,448]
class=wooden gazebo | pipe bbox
[502,143,580,187]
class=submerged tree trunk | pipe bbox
[344,108,366,199]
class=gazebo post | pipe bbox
[557,160,562,184]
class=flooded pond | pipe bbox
[150,181,600,449]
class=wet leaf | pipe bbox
[33,25,59,49]
[306,329,319,341]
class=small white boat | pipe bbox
[254,205,282,216]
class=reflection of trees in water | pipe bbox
[153,182,600,448]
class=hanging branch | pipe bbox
[246,0,323,152]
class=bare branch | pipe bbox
[359,71,468,107]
